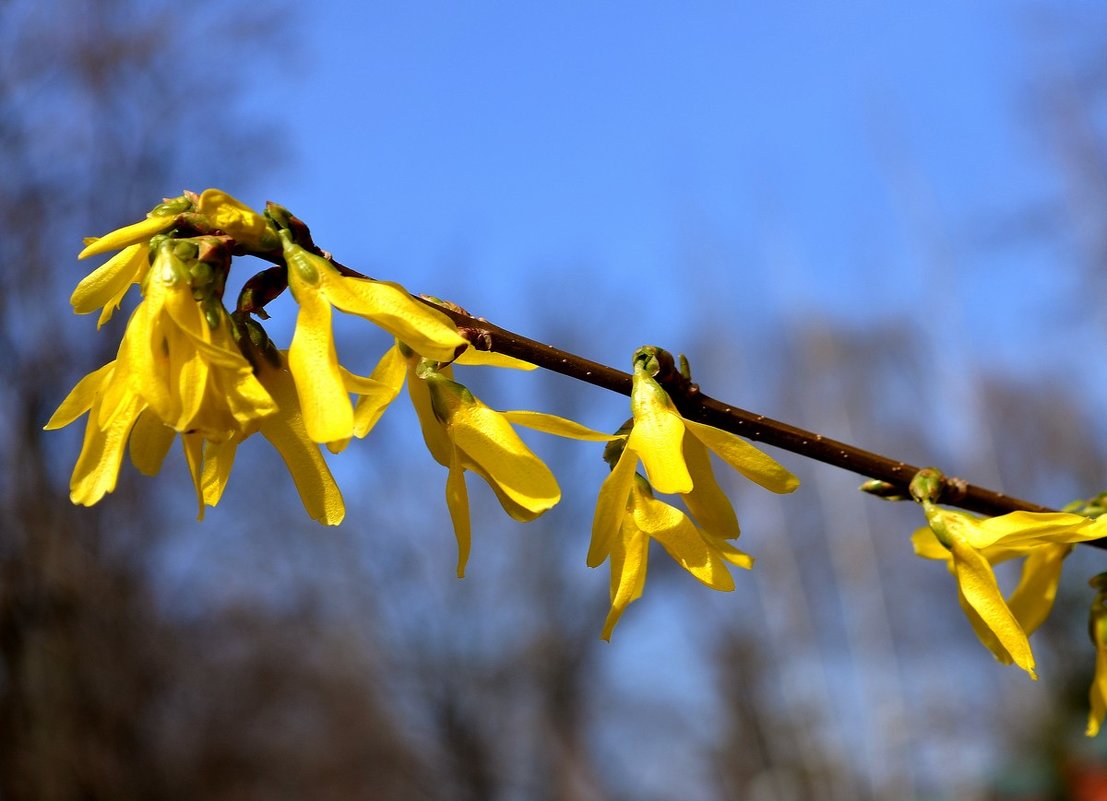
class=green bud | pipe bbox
[190,260,214,289]
[279,230,322,286]
[909,468,944,505]
[265,202,295,232]
[172,239,199,261]
[149,194,193,218]
[202,300,223,331]
[679,353,692,380]
[233,314,282,369]
[859,480,911,501]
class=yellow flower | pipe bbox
[581,348,797,638]
[281,232,467,445]
[103,240,277,438]
[194,189,277,251]
[627,356,798,496]
[912,505,1100,679]
[402,353,608,578]
[588,435,756,639]
[1087,574,1107,737]
[415,367,557,576]
[201,349,345,525]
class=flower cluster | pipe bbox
[51,190,465,525]
[54,190,801,640]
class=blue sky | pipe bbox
[258,1,1058,337]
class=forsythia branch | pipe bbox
[52,189,1107,736]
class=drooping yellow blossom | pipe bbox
[585,347,796,638]
[627,353,798,496]
[1087,574,1107,737]
[281,231,467,445]
[589,440,755,639]
[200,348,345,525]
[409,360,611,577]
[912,503,1101,679]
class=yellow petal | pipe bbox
[217,364,278,431]
[964,510,1097,550]
[1007,545,1070,635]
[589,446,637,567]
[181,433,206,521]
[446,451,472,577]
[455,349,536,370]
[680,433,741,541]
[70,392,142,506]
[1088,645,1107,737]
[45,361,115,430]
[257,360,346,525]
[128,409,176,476]
[107,275,172,425]
[447,400,561,518]
[71,244,147,320]
[407,364,458,467]
[288,283,352,443]
[352,345,406,438]
[911,526,950,561]
[501,410,618,441]
[323,274,466,363]
[950,538,1036,678]
[712,539,754,570]
[78,214,177,259]
[168,324,209,431]
[954,583,1014,665]
[601,519,649,641]
[195,189,273,249]
[1088,601,1107,737]
[634,486,734,591]
[627,369,692,494]
[684,418,798,494]
[201,438,238,507]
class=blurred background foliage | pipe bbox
[6,1,1107,799]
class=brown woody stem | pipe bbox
[428,301,1064,521]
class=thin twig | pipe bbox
[430,302,1061,520]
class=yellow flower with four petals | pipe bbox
[351,339,611,576]
[911,493,1101,679]
[588,348,799,637]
